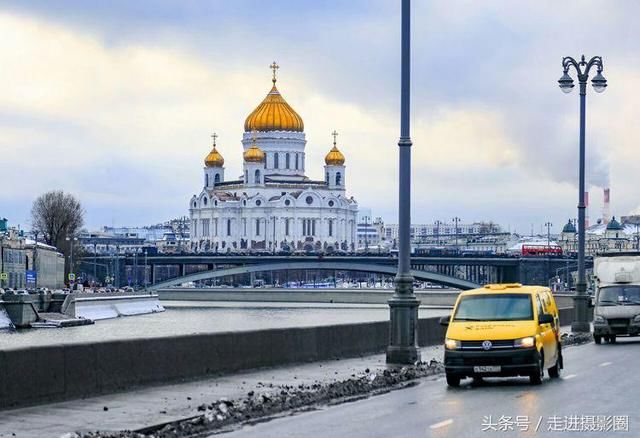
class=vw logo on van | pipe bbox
[482,340,492,350]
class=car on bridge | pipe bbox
[440,283,562,387]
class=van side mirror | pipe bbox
[439,316,450,326]
[538,313,553,325]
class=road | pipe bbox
[227,339,639,437]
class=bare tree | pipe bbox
[31,191,85,272]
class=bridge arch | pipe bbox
[148,261,479,290]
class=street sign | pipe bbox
[68,273,76,281]
[0,272,7,281]
[26,270,37,283]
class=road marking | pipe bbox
[563,374,577,380]
[599,362,612,367]
[430,419,454,429]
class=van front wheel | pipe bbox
[530,354,544,385]
[446,373,461,387]
[594,335,602,344]
[548,351,561,378]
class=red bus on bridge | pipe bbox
[521,245,563,257]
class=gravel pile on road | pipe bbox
[560,331,593,347]
[72,360,444,438]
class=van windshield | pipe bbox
[598,286,640,305]
[453,294,533,321]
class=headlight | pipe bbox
[633,315,640,323]
[594,315,606,323]
[514,336,535,348]
[445,338,460,350]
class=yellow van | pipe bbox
[440,284,562,387]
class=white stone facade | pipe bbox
[189,130,358,253]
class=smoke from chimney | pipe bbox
[603,188,611,225]
[585,191,590,228]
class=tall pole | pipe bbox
[93,242,97,285]
[70,240,74,276]
[387,0,420,364]
[34,232,39,289]
[144,250,148,291]
[453,217,460,252]
[574,77,589,332]
[364,215,369,252]
[545,222,552,248]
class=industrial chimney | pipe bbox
[603,188,611,225]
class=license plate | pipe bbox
[474,366,501,373]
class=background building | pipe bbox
[559,216,640,255]
[0,220,64,289]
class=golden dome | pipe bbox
[325,130,345,165]
[325,146,345,166]
[244,133,266,163]
[244,63,304,132]
[204,146,224,167]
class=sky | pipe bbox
[1,0,639,234]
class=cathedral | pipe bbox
[189,63,358,253]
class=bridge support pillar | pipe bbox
[386,274,421,365]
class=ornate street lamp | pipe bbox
[558,55,607,333]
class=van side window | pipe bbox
[536,295,544,317]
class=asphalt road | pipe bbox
[226,339,639,437]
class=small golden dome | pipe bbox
[204,146,224,167]
[244,63,304,132]
[325,131,345,165]
[244,133,266,163]
[325,146,345,166]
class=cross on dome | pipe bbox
[270,61,279,83]
[211,132,218,147]
[331,130,339,146]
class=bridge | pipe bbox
[147,261,481,290]
[78,254,588,289]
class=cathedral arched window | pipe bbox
[214,174,220,183]
[295,154,299,170]
[255,169,261,184]
[203,197,208,206]
[336,172,342,186]
[326,172,329,183]
[286,153,290,169]
[274,153,279,169]
[205,174,209,187]
[285,218,290,236]
[226,219,231,236]
[256,219,261,236]
[245,170,248,183]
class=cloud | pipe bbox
[1,2,640,234]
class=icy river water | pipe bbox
[0,301,451,350]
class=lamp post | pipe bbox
[544,222,553,248]
[33,231,41,289]
[452,217,461,252]
[434,220,442,246]
[65,235,78,277]
[558,54,607,333]
[144,249,148,291]
[387,0,420,365]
